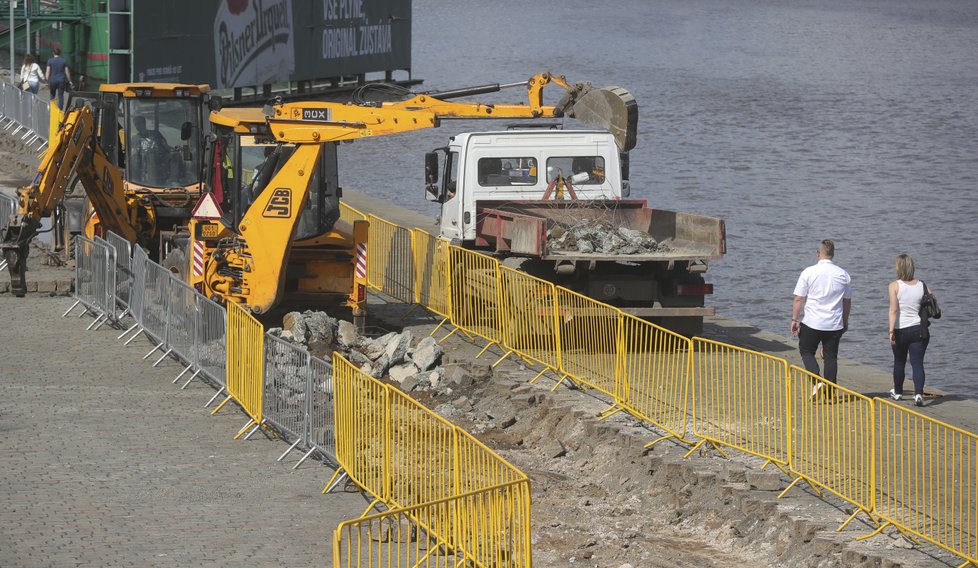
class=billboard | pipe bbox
[132,0,411,88]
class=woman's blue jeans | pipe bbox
[892,324,928,396]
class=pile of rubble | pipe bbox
[547,218,667,255]
[268,310,482,398]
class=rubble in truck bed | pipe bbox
[267,310,454,396]
[546,218,668,255]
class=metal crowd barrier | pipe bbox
[222,302,265,435]
[66,236,114,330]
[782,367,875,530]
[330,354,532,566]
[365,213,415,303]
[264,334,337,468]
[872,399,978,564]
[0,192,16,233]
[0,81,51,152]
[412,229,451,322]
[688,338,790,466]
[105,231,133,318]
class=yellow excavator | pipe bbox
[1,83,212,296]
[177,72,636,328]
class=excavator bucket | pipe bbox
[560,85,638,152]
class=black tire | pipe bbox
[162,247,188,281]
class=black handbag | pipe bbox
[919,281,941,320]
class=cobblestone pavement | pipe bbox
[0,295,365,567]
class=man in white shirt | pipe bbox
[790,239,852,387]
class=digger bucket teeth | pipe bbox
[564,85,638,152]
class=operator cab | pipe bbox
[207,110,341,238]
[97,83,210,191]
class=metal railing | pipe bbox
[0,80,50,152]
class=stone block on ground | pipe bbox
[384,330,413,366]
[746,471,782,491]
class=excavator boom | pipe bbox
[264,72,638,151]
[1,104,137,295]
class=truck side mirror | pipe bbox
[424,152,441,202]
[180,121,193,141]
[425,152,440,184]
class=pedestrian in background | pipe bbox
[45,47,72,110]
[791,239,852,396]
[19,53,43,94]
[888,254,931,407]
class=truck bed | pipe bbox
[475,199,725,262]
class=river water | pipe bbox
[337,0,978,397]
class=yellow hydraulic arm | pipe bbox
[263,72,637,151]
[1,104,137,296]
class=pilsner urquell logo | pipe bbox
[216,0,294,88]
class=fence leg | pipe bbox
[172,365,193,384]
[241,420,263,441]
[210,394,233,415]
[62,300,81,317]
[118,322,139,340]
[86,313,106,330]
[180,370,201,390]
[233,418,257,440]
[205,387,226,408]
[278,438,302,462]
[124,329,145,346]
[322,469,348,494]
[143,342,162,359]
[491,349,514,368]
[292,447,317,470]
[643,433,677,450]
[152,348,173,367]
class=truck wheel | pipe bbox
[162,247,187,281]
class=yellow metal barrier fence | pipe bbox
[333,354,390,502]
[225,301,264,426]
[498,266,561,375]
[448,246,503,352]
[783,366,874,528]
[554,287,620,395]
[331,354,533,566]
[366,214,416,304]
[387,386,457,508]
[339,201,368,224]
[413,229,452,321]
[871,399,978,565]
[613,314,693,447]
[333,480,532,568]
[688,338,790,465]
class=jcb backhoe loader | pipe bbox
[1,83,212,296]
[175,72,636,329]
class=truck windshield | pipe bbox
[126,98,202,189]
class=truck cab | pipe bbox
[424,128,724,337]
[426,130,628,241]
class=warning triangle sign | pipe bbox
[192,193,223,220]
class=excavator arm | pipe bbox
[2,104,138,295]
[264,72,638,151]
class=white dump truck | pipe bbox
[424,129,726,336]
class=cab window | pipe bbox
[547,156,605,185]
[477,157,537,186]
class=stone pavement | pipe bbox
[0,295,365,567]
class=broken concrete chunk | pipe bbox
[384,330,413,366]
[388,362,420,384]
[337,320,357,348]
[411,336,444,371]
